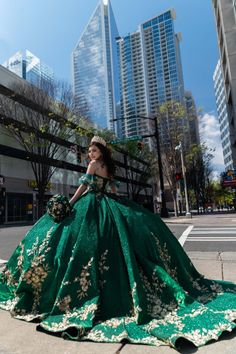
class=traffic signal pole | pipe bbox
[141,120,168,218]
[175,142,191,218]
[153,117,169,218]
[110,115,169,218]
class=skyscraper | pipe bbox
[116,9,186,139]
[184,91,200,146]
[212,0,236,168]
[213,60,233,170]
[2,50,53,86]
[72,0,119,131]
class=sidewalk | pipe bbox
[164,212,236,226]
[1,250,236,354]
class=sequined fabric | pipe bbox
[0,174,236,348]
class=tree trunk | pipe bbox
[37,186,46,219]
[171,190,178,217]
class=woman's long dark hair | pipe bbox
[89,142,116,177]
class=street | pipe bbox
[0,225,32,260]
[168,223,236,252]
[1,213,236,262]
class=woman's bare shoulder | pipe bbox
[87,160,100,174]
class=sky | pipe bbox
[0,0,224,172]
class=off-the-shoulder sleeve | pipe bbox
[78,173,97,186]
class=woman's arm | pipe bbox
[110,184,117,194]
[69,160,98,206]
[69,184,87,206]
[109,179,119,194]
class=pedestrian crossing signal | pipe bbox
[175,172,183,181]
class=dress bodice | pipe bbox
[78,173,119,194]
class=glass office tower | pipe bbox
[72,0,120,131]
[2,50,53,86]
[213,60,233,170]
[184,91,200,146]
[116,9,186,139]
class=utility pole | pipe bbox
[136,115,169,218]
[175,142,191,217]
[153,116,169,217]
[123,154,130,198]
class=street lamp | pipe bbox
[175,142,191,218]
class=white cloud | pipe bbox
[199,113,224,174]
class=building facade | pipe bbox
[184,91,200,146]
[116,9,186,139]
[0,65,152,224]
[0,65,78,224]
[213,60,233,170]
[2,50,53,86]
[212,0,236,168]
[72,0,120,131]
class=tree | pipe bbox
[185,143,214,212]
[156,101,189,216]
[212,181,234,209]
[0,79,88,217]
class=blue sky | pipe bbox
[0,0,224,171]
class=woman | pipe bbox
[0,135,236,349]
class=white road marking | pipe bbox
[178,225,193,246]
[185,226,236,242]
[191,230,236,234]
[193,227,236,231]
[0,259,7,265]
[188,238,236,242]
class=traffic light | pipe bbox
[175,172,183,181]
[137,141,144,151]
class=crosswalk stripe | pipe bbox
[191,231,236,234]
[0,259,7,265]
[187,238,236,242]
[182,226,236,243]
[178,225,193,246]
[192,228,236,231]
[188,233,236,240]
[179,225,236,245]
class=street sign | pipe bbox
[110,135,142,145]
[221,170,236,187]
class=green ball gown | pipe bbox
[0,173,236,348]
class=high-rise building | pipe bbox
[184,91,200,146]
[2,50,53,86]
[116,9,186,139]
[212,0,236,168]
[72,0,119,131]
[213,60,233,170]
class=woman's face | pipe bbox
[88,144,102,161]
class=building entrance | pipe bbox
[7,193,33,223]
